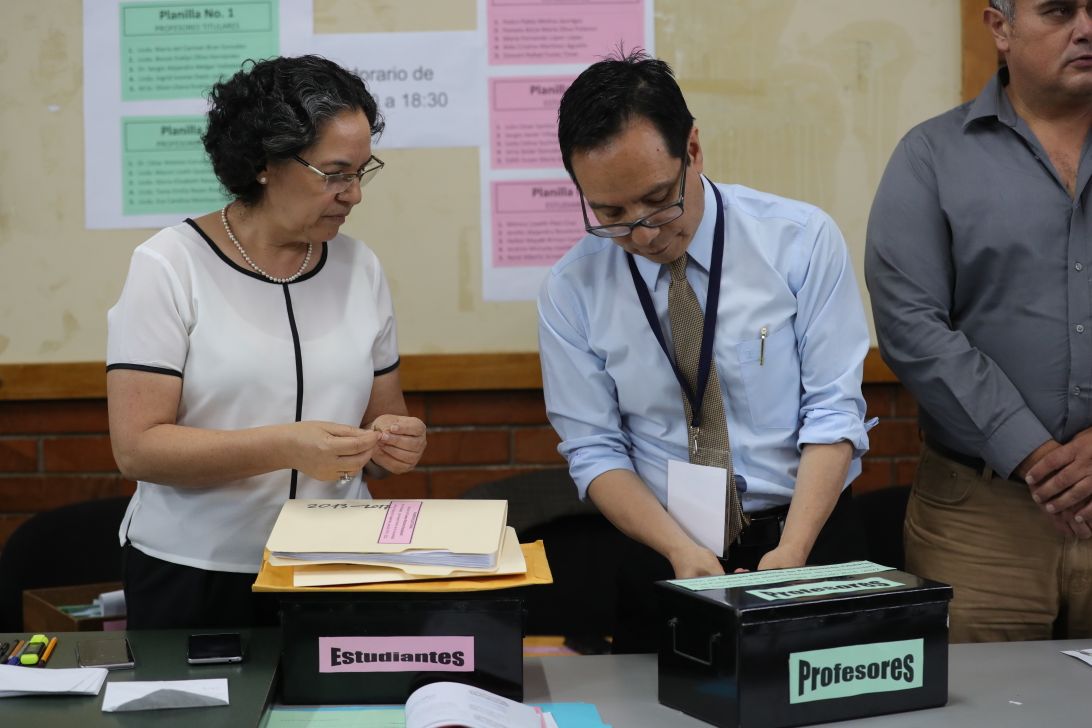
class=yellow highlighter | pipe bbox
[19,634,49,666]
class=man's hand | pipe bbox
[666,542,725,579]
[1014,439,1061,481]
[757,544,808,571]
[1047,506,1092,539]
[1025,430,1092,530]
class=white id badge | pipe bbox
[667,459,728,555]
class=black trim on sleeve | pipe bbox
[283,285,305,500]
[374,358,401,377]
[106,363,183,378]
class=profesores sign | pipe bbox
[788,639,923,704]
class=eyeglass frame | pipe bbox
[292,154,385,194]
[578,152,689,239]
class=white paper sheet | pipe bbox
[101,678,229,712]
[667,459,728,556]
[1062,648,1092,668]
[0,665,108,698]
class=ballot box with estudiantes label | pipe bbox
[655,561,953,728]
[277,590,525,704]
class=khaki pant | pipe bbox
[905,445,1092,642]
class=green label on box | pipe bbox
[120,1,279,101]
[668,560,893,592]
[122,116,228,215]
[747,577,903,602]
[789,639,923,704]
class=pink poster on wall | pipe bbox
[491,179,585,267]
[480,0,653,299]
[487,0,645,65]
[489,75,574,170]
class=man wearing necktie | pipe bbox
[538,50,875,653]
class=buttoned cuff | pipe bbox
[982,408,1052,479]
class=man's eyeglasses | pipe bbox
[580,153,688,238]
[293,154,385,194]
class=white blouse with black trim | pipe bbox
[107,220,399,573]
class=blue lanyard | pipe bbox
[625,181,725,430]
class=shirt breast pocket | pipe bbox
[736,324,801,430]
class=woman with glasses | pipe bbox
[105,55,426,629]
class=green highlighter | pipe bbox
[19,634,49,666]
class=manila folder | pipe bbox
[265,499,508,563]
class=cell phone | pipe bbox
[187,633,244,665]
[76,638,135,670]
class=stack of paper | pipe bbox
[292,526,526,587]
[264,499,523,588]
[0,664,107,697]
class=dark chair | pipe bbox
[461,469,621,650]
[0,496,131,631]
[853,485,911,571]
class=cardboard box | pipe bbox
[278,591,524,705]
[22,581,125,632]
[655,563,952,728]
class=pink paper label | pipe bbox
[489,75,574,170]
[378,501,421,544]
[318,636,475,673]
[488,0,646,66]
[491,179,584,267]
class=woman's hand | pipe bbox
[289,421,380,482]
[367,414,427,475]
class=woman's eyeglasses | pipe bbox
[292,154,385,194]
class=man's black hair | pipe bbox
[557,48,694,181]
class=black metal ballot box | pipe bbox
[655,563,953,728]
[277,591,524,705]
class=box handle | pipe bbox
[668,617,720,667]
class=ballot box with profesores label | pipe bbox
[655,561,953,728]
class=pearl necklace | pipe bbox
[221,205,312,284]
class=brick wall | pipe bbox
[0,383,919,551]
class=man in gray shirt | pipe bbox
[866,0,1092,642]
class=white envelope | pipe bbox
[101,678,229,712]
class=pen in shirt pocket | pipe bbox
[759,326,768,366]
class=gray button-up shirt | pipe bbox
[866,69,1092,478]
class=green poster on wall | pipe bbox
[120,1,279,101]
[121,116,229,215]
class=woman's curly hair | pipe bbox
[203,55,384,205]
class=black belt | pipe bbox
[924,437,1025,484]
[715,503,788,571]
[737,504,789,547]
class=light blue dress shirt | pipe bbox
[538,177,874,512]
